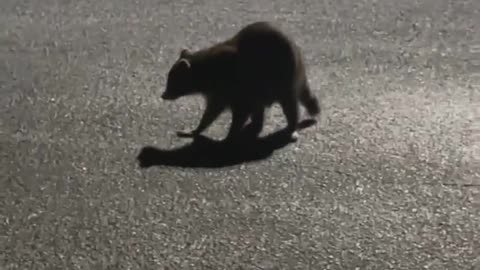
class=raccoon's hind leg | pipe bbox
[279,93,300,141]
[177,98,225,138]
[299,80,320,117]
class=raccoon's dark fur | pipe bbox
[161,21,320,142]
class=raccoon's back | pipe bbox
[233,22,299,82]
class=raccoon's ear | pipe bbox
[178,58,191,69]
[180,49,191,58]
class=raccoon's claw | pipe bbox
[176,130,199,138]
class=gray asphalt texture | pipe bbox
[1,0,480,269]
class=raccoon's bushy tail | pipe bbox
[299,82,320,116]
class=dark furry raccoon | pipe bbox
[161,21,320,142]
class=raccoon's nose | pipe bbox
[161,92,173,100]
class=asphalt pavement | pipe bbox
[1,0,479,269]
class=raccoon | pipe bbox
[161,21,320,142]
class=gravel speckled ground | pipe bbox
[1,0,480,269]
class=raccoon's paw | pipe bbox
[290,131,299,142]
[282,126,299,142]
[243,124,262,139]
[224,131,244,144]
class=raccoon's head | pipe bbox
[161,49,196,100]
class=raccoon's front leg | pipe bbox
[177,99,225,138]
[244,106,265,138]
[225,107,250,142]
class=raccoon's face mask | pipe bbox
[162,50,195,100]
